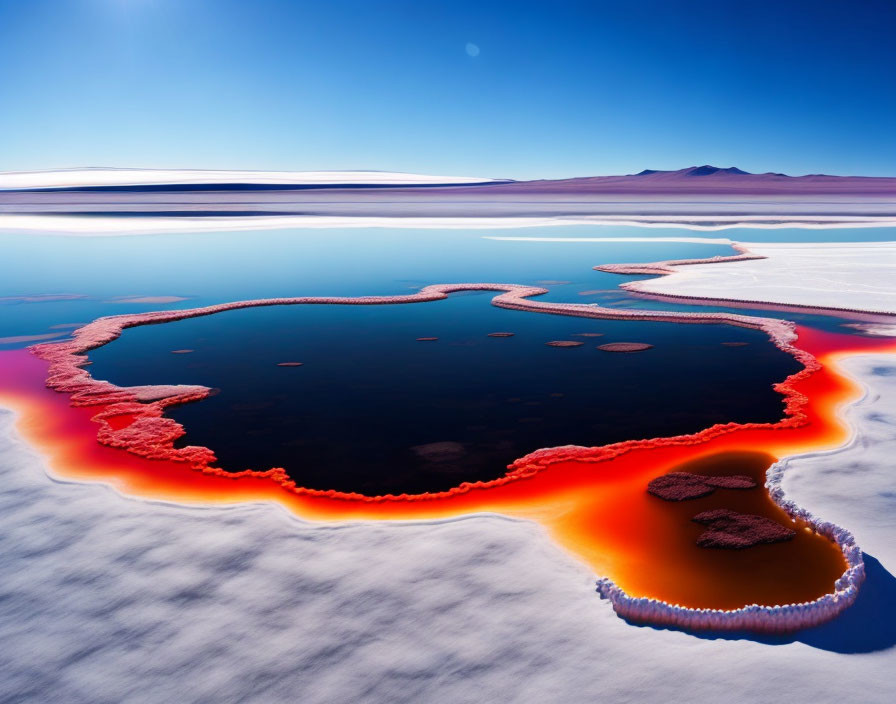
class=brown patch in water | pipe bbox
[598,342,653,352]
[692,509,796,549]
[635,451,846,608]
[546,340,584,347]
[647,471,756,501]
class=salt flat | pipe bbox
[0,168,503,189]
[2,167,894,232]
[630,241,896,315]
[1,351,895,704]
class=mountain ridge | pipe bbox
[1,165,894,195]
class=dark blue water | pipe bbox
[3,224,880,494]
[86,292,801,495]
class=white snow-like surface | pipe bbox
[0,168,502,190]
[3,214,895,236]
[2,352,896,703]
[634,241,896,314]
[780,354,896,568]
[484,235,736,244]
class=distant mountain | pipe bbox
[464,165,896,196]
[1,164,893,227]
[637,166,750,177]
[0,165,893,197]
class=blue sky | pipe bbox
[1,0,894,179]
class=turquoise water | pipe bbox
[2,224,890,346]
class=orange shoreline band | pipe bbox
[2,279,895,632]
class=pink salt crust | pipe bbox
[28,272,864,633]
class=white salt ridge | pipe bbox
[484,235,736,244]
[632,241,896,315]
[845,323,896,337]
[780,354,896,568]
[597,523,863,632]
[0,167,503,190]
[1,351,896,702]
[3,215,896,236]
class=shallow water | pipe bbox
[1,224,887,345]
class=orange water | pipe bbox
[1,325,893,610]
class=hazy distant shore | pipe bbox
[2,166,894,233]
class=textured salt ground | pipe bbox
[779,353,896,577]
[1,353,896,703]
[632,241,896,315]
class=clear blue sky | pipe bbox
[1,0,894,179]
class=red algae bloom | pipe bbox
[277,362,304,367]
[416,337,439,342]
[597,342,653,352]
[170,349,194,354]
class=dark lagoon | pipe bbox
[2,225,879,494]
